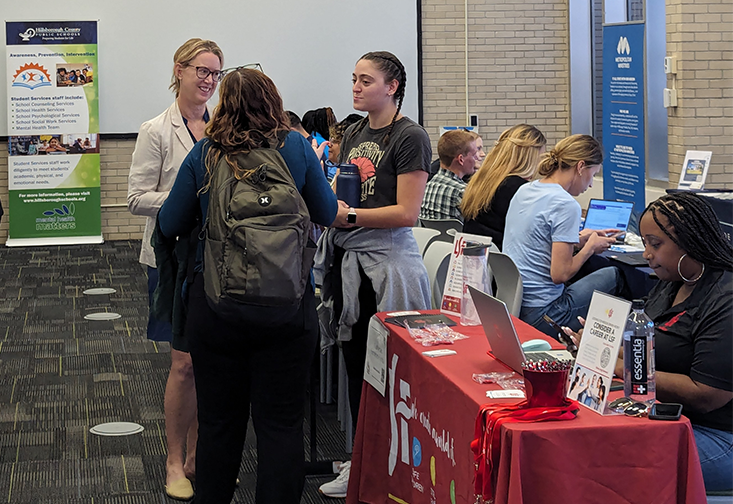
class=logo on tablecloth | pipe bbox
[389,354,415,476]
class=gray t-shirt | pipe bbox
[341,117,431,208]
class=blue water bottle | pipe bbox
[336,163,361,208]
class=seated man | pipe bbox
[419,129,478,222]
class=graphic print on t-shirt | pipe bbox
[347,141,384,203]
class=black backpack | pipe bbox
[202,138,313,325]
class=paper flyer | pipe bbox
[6,21,101,245]
[364,316,389,396]
[678,150,712,190]
[567,291,631,415]
[439,232,493,315]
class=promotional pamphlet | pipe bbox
[439,232,493,316]
[364,316,389,396]
[678,150,712,190]
[567,291,631,415]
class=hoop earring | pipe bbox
[677,253,705,283]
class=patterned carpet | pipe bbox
[0,241,348,503]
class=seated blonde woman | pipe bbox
[461,124,546,250]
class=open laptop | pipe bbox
[468,286,573,374]
[582,199,634,237]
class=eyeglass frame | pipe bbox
[185,65,225,82]
[219,63,264,80]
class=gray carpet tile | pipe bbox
[0,241,348,503]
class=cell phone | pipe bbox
[542,314,578,357]
[649,403,683,421]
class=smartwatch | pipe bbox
[347,208,357,225]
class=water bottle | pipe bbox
[623,300,656,405]
[460,242,491,326]
[336,163,361,208]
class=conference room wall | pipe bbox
[666,0,733,189]
[0,0,730,243]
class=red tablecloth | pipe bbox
[346,311,707,504]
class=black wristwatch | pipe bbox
[347,208,357,225]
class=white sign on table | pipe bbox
[364,316,390,396]
[439,232,493,315]
[567,291,631,415]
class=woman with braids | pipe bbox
[503,134,622,337]
[157,68,337,503]
[461,124,547,250]
[314,51,432,498]
[627,192,732,490]
[565,192,733,491]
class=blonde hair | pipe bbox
[461,124,546,219]
[538,134,602,177]
[437,130,475,167]
[169,38,224,97]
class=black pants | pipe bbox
[334,248,378,436]
[187,273,318,504]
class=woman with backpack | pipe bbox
[157,68,337,503]
[314,51,432,498]
[127,38,223,501]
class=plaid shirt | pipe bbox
[419,168,466,222]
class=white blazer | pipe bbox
[128,101,197,268]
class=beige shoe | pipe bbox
[165,477,194,501]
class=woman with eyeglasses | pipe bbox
[127,38,223,501]
[158,67,337,503]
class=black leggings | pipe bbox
[333,248,378,437]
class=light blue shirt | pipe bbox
[503,180,581,308]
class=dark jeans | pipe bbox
[186,273,318,504]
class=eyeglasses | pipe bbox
[188,65,224,82]
[608,397,650,417]
[219,63,264,80]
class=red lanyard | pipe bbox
[471,400,580,503]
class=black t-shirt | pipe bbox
[645,268,733,432]
[340,117,431,208]
[462,175,527,250]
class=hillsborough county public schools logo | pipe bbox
[36,204,76,231]
[617,36,631,55]
[19,28,36,42]
[12,63,52,90]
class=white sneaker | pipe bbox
[318,461,351,498]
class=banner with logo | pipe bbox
[5,21,101,246]
[602,23,646,211]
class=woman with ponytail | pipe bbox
[314,51,432,498]
[502,134,622,337]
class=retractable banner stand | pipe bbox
[5,21,101,246]
[602,23,646,211]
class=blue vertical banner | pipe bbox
[602,23,645,211]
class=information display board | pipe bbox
[602,23,646,211]
[6,21,102,246]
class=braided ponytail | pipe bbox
[358,51,406,145]
[642,192,733,271]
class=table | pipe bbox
[346,311,707,504]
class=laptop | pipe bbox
[582,199,634,236]
[607,252,648,267]
[468,286,573,374]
